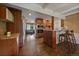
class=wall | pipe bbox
[0,21,6,35]
[54,17,62,44]
[64,13,79,44]
[54,17,61,31]
[65,13,79,33]
[22,19,26,45]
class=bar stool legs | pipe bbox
[58,30,77,55]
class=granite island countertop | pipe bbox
[0,33,19,40]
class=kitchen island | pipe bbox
[43,29,56,48]
[0,33,19,56]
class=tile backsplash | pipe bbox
[0,21,6,35]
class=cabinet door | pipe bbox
[6,8,14,22]
[0,4,6,21]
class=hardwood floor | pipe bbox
[19,34,79,56]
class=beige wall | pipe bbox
[0,21,6,35]
[64,13,79,33]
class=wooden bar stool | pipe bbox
[58,30,77,54]
[59,33,65,45]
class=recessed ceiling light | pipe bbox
[29,13,31,16]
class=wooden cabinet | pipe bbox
[43,16,56,48]
[43,19,52,29]
[0,4,6,21]
[0,4,14,22]
[0,33,19,55]
[6,8,14,22]
[44,31,52,47]
[35,18,43,25]
[35,18,44,38]
[61,20,64,27]
[44,30,56,48]
[6,8,23,48]
[0,4,23,55]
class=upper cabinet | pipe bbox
[0,4,14,22]
[6,8,14,22]
[43,19,52,30]
[35,18,43,25]
[0,4,6,21]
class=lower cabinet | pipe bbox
[44,30,56,48]
[0,34,19,56]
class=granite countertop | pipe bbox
[43,29,56,31]
[36,28,61,31]
[0,33,19,40]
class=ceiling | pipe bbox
[22,9,51,20]
[5,3,79,19]
[36,3,79,13]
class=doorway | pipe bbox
[26,23,36,35]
